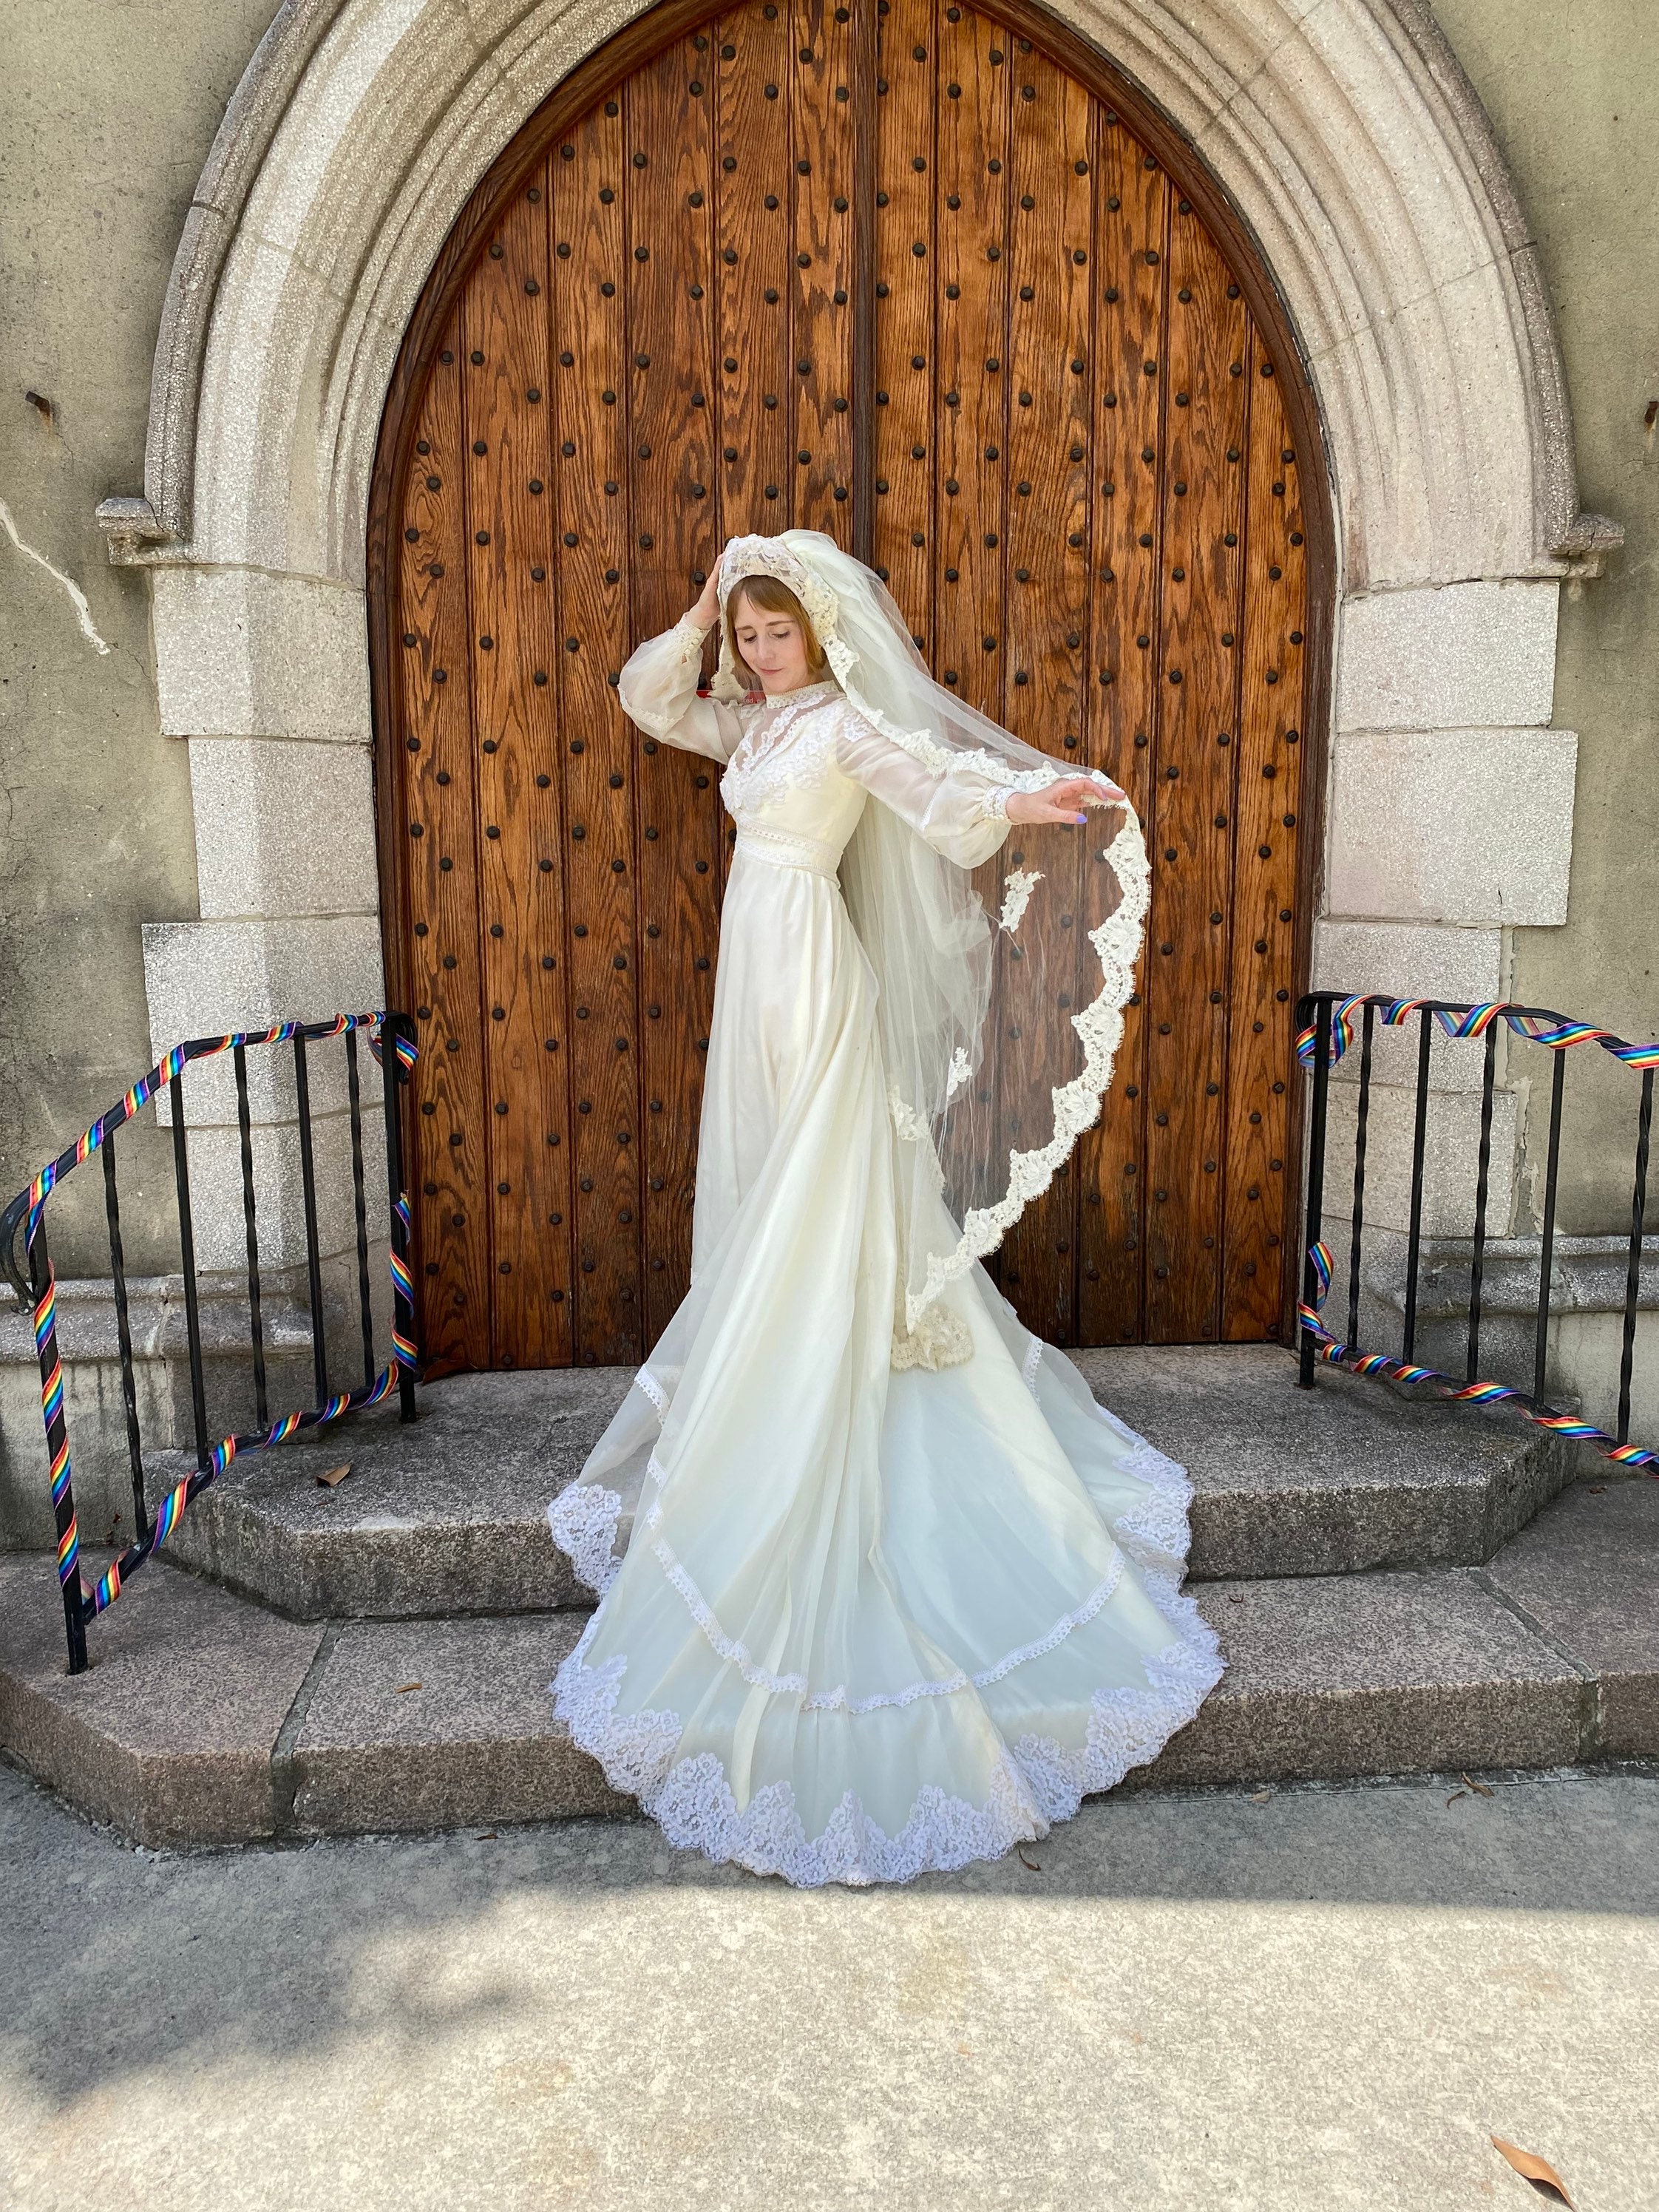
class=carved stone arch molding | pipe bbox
[104,0,1618,1328]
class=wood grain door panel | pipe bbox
[377,0,1320,1370]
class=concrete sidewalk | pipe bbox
[1,1760,1654,2211]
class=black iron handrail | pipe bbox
[1,1012,418,1673]
[1295,991,1657,1470]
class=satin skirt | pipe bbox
[547,841,1224,1885]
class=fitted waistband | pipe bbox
[732,824,842,879]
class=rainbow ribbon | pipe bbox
[22,1014,421,1624]
[1296,996,1659,1073]
[24,1014,383,1218]
[1299,1238,1658,1470]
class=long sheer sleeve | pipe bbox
[832,713,1014,869]
[617,612,745,762]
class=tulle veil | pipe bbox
[713,529,1150,1371]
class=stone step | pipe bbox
[157,1347,1575,1620]
[3,1478,1652,1849]
[159,1367,623,1618]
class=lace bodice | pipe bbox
[617,612,1014,870]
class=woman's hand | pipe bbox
[1005,773,1126,827]
[688,571,722,628]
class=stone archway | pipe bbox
[101,0,1615,1326]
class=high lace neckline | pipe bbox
[752,678,840,711]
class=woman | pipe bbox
[548,529,1223,1884]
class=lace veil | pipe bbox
[715,529,1150,1368]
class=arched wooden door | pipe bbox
[370,0,1329,1375]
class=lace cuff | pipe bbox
[672,610,716,657]
[976,781,1011,823]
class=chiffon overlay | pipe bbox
[546,611,1224,1884]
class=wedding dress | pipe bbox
[546,539,1224,1886]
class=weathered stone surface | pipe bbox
[188,736,379,921]
[1333,580,1559,733]
[1319,1078,1520,1240]
[292,1611,628,1836]
[161,1367,625,1616]
[1312,919,1504,1093]
[0,1551,322,1847]
[1327,725,1578,926]
[1139,1569,1584,1788]
[1485,1477,1659,1757]
[151,565,373,742]
[140,915,386,1129]
[1071,1345,1573,1577]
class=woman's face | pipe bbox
[731,590,812,697]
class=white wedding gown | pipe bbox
[546,611,1224,1884]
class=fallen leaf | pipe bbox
[1587,1484,1605,1494]
[476,1831,499,1842]
[1016,1845,1042,1873]
[316,1462,352,1489]
[1462,1772,1496,1798]
[1248,1789,1273,1805]
[1490,2134,1574,2205]
[1227,1592,1246,1604]
[395,1681,422,1694]
[1446,1789,1468,1805]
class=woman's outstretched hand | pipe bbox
[1005,773,1127,827]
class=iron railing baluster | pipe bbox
[27,1214,87,1673]
[1400,1008,1434,1363]
[1533,1047,1567,1405]
[379,1011,418,1422]
[7,1010,418,1655]
[1467,1022,1499,1383]
[1346,1000,1374,1347]
[234,1044,268,1429]
[169,1063,211,1473]
[1617,1068,1653,1445]
[293,1034,330,1406]
[1297,993,1332,1388]
[345,1028,376,1394]
[101,1133,147,1544]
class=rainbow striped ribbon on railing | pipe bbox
[1296,995,1659,1072]
[24,1012,419,1621]
[1299,1239,1658,1470]
[24,1015,375,1220]
[390,1192,418,1368]
[35,1277,78,1592]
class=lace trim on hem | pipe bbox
[549,1574,1223,1887]
[1019,1341,1195,1574]
[648,1528,1127,1714]
[635,1370,668,1419]
[1082,1395,1197,1574]
[547,1482,623,1598]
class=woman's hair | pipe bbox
[724,575,830,691]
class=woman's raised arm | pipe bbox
[832,713,1018,870]
[616,602,744,763]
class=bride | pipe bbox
[547,529,1224,1885]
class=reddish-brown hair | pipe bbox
[724,575,830,691]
